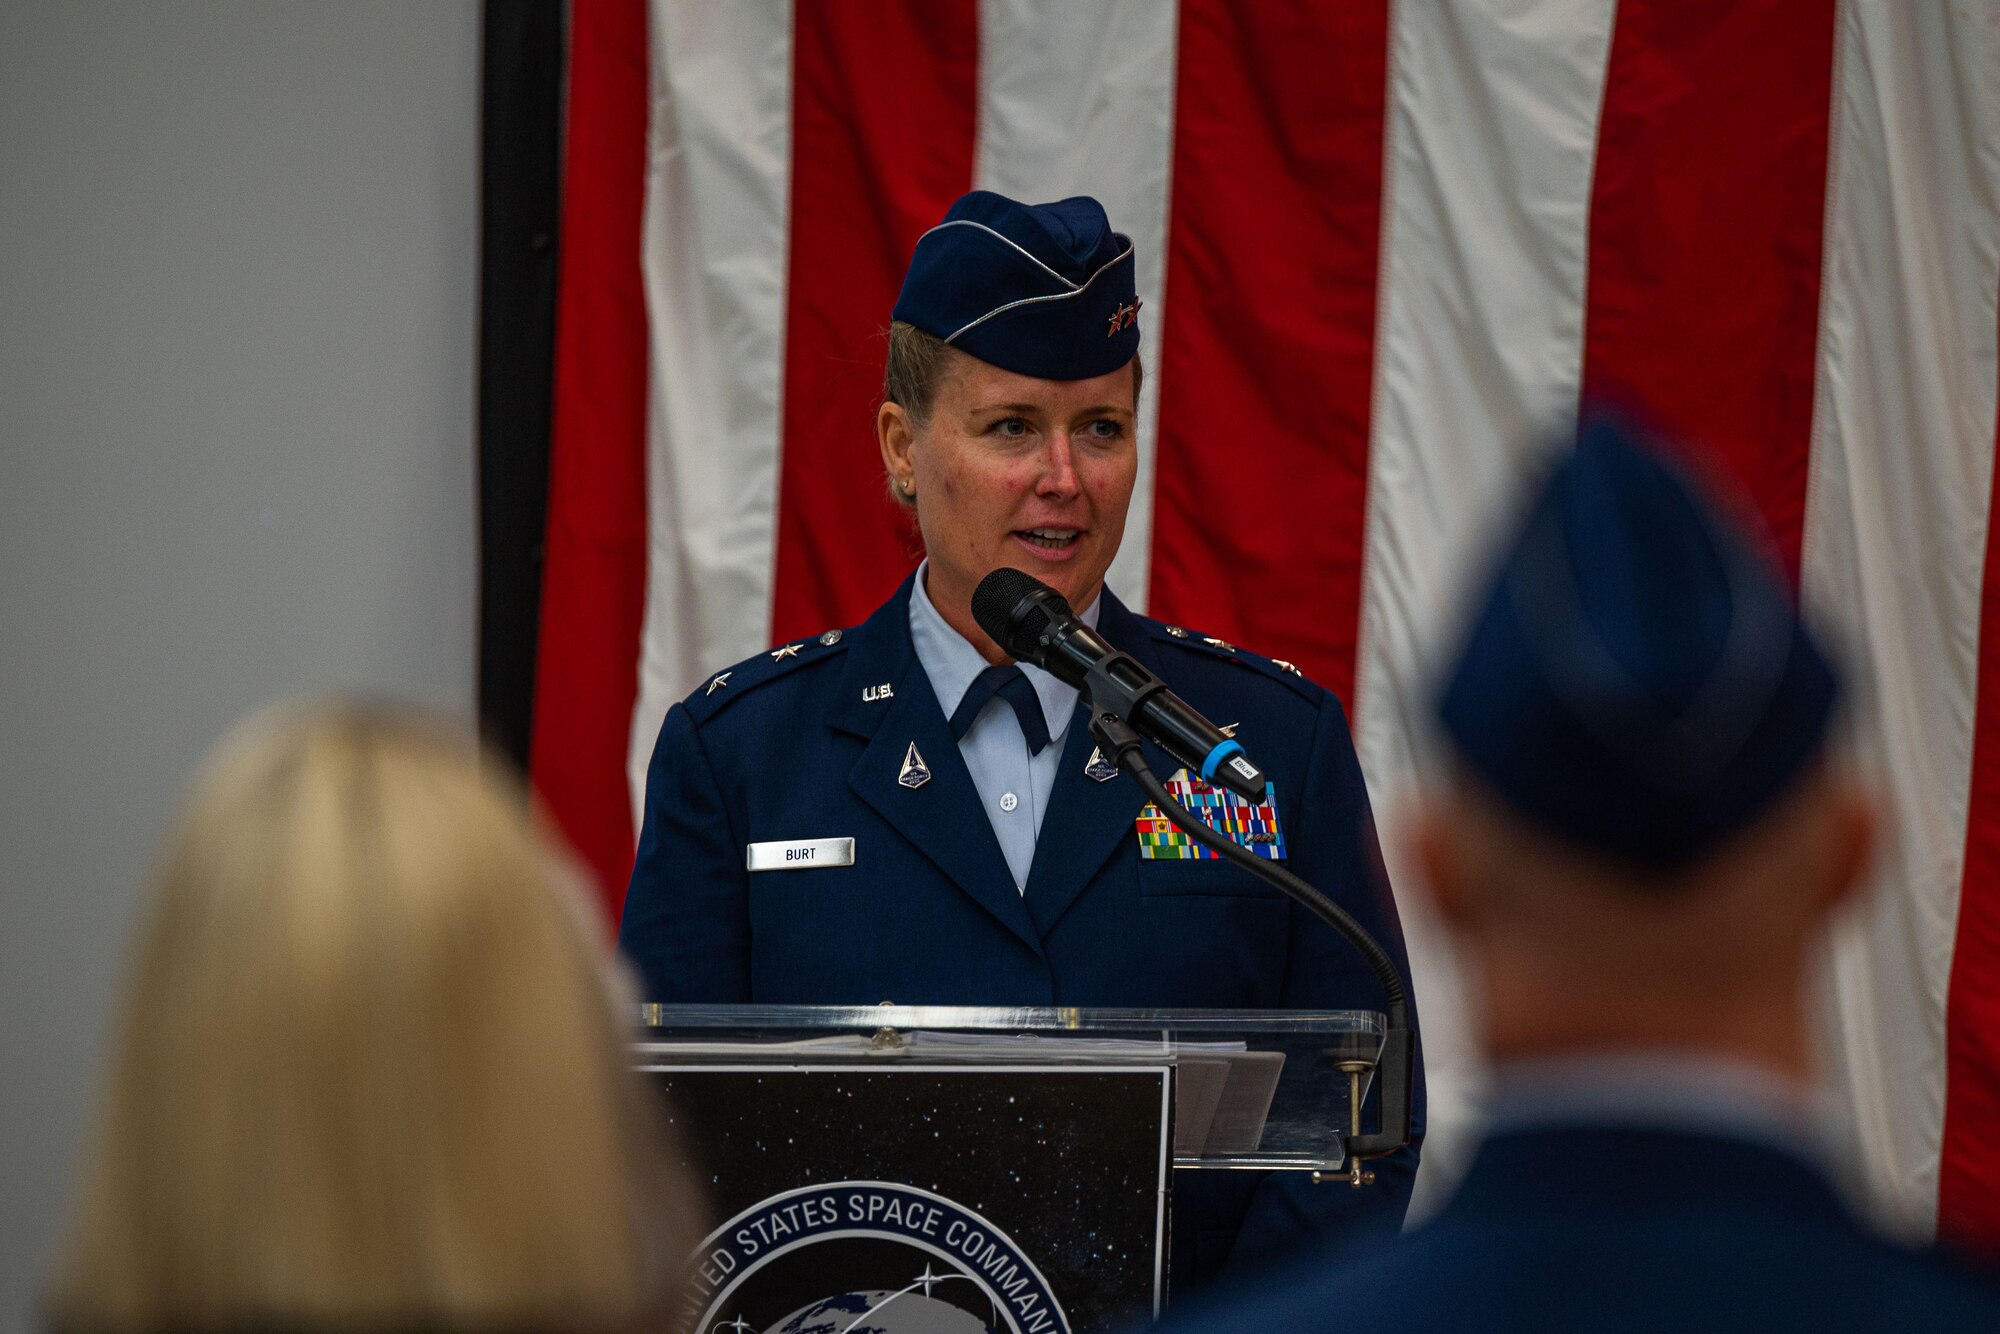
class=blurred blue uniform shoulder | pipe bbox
[1164,1124,2000,1334]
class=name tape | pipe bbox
[745,837,856,872]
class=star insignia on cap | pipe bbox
[1272,659,1303,677]
[1124,298,1143,329]
[770,643,802,660]
[705,671,731,695]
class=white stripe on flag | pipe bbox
[631,0,796,821]
[1354,0,1620,1213]
[973,0,1181,613]
[1802,0,2000,1240]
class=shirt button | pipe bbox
[999,792,1019,813]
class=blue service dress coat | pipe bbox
[620,573,1424,1292]
[1163,1123,2000,1333]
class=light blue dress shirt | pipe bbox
[908,560,1102,893]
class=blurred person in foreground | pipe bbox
[1174,418,2000,1332]
[46,701,699,1334]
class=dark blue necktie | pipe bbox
[949,664,1052,755]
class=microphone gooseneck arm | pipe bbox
[972,566,1268,800]
[970,565,1414,1159]
[1086,705,1416,1163]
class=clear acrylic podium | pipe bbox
[636,1003,1387,1174]
[638,1005,1388,1329]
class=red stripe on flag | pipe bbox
[1578,0,1836,579]
[1148,0,1392,708]
[1941,302,2000,1257]
[768,1,979,643]
[529,0,651,921]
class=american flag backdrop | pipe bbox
[520,0,2000,1247]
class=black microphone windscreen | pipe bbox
[972,568,1069,659]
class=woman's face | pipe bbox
[880,352,1138,651]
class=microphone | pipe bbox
[972,568,1269,801]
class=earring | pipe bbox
[900,479,915,496]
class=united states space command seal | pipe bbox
[674,1180,1070,1334]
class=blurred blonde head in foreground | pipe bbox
[50,700,696,1332]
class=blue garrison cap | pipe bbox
[892,190,1140,381]
[1438,417,1841,871]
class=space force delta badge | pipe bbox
[1135,770,1287,860]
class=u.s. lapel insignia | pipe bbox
[1084,746,1119,783]
[863,682,894,703]
[705,671,731,696]
[819,629,843,646]
[770,643,802,660]
[898,742,931,789]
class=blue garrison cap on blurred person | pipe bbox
[1438,416,1841,871]
[892,190,1140,381]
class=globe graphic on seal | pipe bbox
[762,1289,1000,1334]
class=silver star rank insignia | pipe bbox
[1219,723,1240,738]
[898,742,931,789]
[1204,636,1236,652]
[770,643,802,660]
[705,671,731,695]
[1273,659,1303,677]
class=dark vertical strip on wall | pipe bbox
[476,0,564,769]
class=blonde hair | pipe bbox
[50,700,695,1332]
[883,321,961,428]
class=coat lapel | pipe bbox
[832,577,1044,956]
[1021,590,1154,936]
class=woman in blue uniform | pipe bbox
[619,190,1421,1291]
